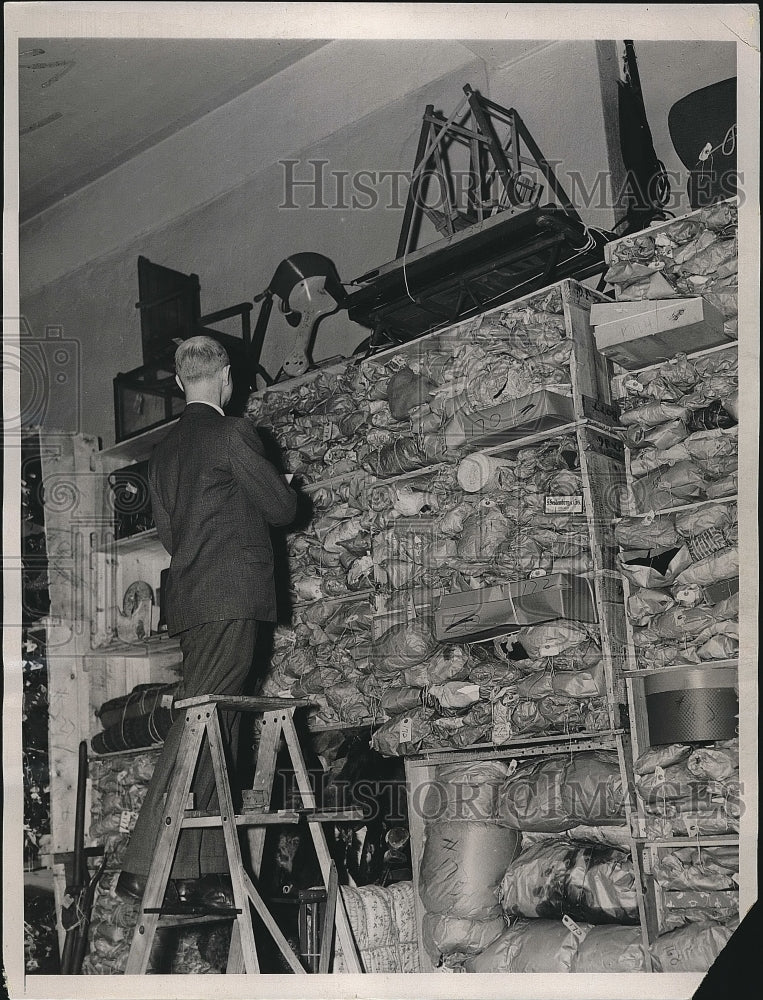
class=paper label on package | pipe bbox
[160,694,174,709]
[544,495,583,514]
[506,759,518,777]
[654,765,666,783]
[119,810,137,834]
[399,717,413,744]
[562,915,586,940]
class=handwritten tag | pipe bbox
[654,765,666,783]
[160,694,174,709]
[506,759,518,777]
[684,819,700,838]
[562,915,586,940]
[399,718,413,744]
[119,810,136,834]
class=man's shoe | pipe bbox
[197,874,235,911]
[161,878,205,912]
[170,878,202,907]
[115,870,147,901]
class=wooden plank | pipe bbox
[319,862,339,975]
[404,758,436,973]
[205,708,261,973]
[124,712,205,974]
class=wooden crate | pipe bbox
[640,837,739,942]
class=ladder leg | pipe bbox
[124,710,206,975]
[205,707,260,974]
[246,710,282,878]
[318,862,338,974]
[208,708,306,975]
[281,712,364,973]
[226,921,244,974]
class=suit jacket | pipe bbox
[149,403,297,635]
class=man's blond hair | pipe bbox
[175,336,229,383]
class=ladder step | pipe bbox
[174,694,312,711]
[180,808,367,828]
[142,909,241,922]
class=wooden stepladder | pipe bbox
[124,695,363,974]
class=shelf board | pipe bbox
[85,635,181,660]
[91,742,164,759]
[405,728,624,765]
[98,527,163,553]
[307,718,376,732]
[100,420,179,463]
[291,588,373,611]
[638,836,739,848]
[617,494,738,522]
[623,659,738,678]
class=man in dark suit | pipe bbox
[117,335,297,907]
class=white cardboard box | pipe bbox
[590,297,730,369]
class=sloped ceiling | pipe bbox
[18,37,328,221]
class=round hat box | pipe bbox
[644,665,738,745]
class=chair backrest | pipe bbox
[136,256,202,365]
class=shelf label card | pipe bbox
[545,495,583,514]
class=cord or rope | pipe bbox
[697,124,737,165]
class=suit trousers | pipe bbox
[122,619,258,879]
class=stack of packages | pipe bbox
[364,429,613,755]
[248,373,376,728]
[367,617,612,756]
[618,347,738,513]
[245,364,370,485]
[370,433,596,607]
[652,843,739,932]
[286,478,373,603]
[83,751,217,974]
[246,282,616,752]
[616,503,739,669]
[634,741,740,841]
[635,737,739,972]
[635,740,741,973]
[260,598,375,727]
[356,284,575,476]
[603,201,738,339]
[334,881,421,973]
[90,682,178,755]
[647,837,739,972]
[418,755,649,972]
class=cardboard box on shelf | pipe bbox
[434,572,598,643]
[444,389,576,451]
[590,297,730,370]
